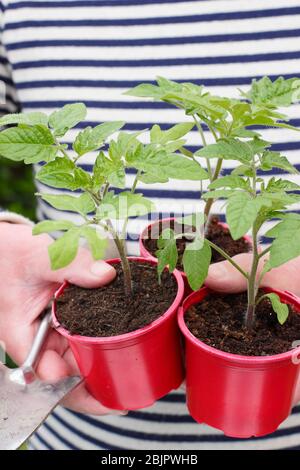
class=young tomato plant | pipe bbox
[126,76,300,214]
[127,77,300,306]
[0,103,208,295]
[164,133,300,327]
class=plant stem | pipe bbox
[205,240,249,280]
[193,116,213,181]
[88,185,133,296]
[204,157,223,219]
[106,219,132,296]
[245,159,259,330]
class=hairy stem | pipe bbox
[245,159,259,330]
[205,240,249,280]
[204,158,223,219]
[107,219,132,296]
[193,116,213,181]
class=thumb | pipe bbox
[205,253,255,293]
[41,246,116,288]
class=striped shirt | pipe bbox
[1,0,300,450]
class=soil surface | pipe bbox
[144,216,250,269]
[185,291,300,356]
[56,262,177,337]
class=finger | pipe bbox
[61,382,128,416]
[41,246,116,288]
[36,347,127,416]
[262,257,300,297]
[206,253,259,293]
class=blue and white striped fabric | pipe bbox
[1,0,300,450]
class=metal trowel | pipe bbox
[0,308,82,450]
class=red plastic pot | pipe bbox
[178,287,300,438]
[52,257,185,411]
[139,217,252,296]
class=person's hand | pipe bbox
[205,253,300,405]
[0,222,125,416]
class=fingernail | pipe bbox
[209,263,228,280]
[90,261,115,278]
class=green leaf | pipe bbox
[265,293,289,325]
[150,122,194,144]
[33,220,75,235]
[209,175,251,191]
[80,226,108,260]
[183,238,211,291]
[195,138,255,164]
[37,157,92,190]
[268,218,300,268]
[73,121,125,156]
[138,172,169,184]
[132,147,208,181]
[49,103,87,137]
[124,83,163,99]
[260,151,298,174]
[48,228,80,270]
[93,151,126,189]
[0,125,57,163]
[98,191,155,219]
[156,228,178,278]
[226,192,261,239]
[40,192,95,215]
[246,76,300,108]
[266,177,300,192]
[203,189,235,200]
[0,112,48,127]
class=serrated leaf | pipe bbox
[49,103,87,137]
[247,76,300,108]
[195,138,254,164]
[226,192,262,239]
[40,192,95,216]
[132,147,208,181]
[209,175,251,191]
[138,172,169,184]
[265,293,289,325]
[80,226,108,260]
[268,218,300,268]
[93,151,126,189]
[266,177,300,192]
[98,191,155,219]
[0,125,57,163]
[156,228,178,277]
[48,228,80,270]
[0,112,48,127]
[124,83,163,99]
[151,122,194,144]
[73,121,125,156]
[261,151,298,174]
[203,189,235,200]
[37,157,92,190]
[183,238,211,291]
[33,220,75,235]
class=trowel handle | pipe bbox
[22,308,53,371]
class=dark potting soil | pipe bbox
[185,291,300,356]
[144,215,250,269]
[55,262,177,337]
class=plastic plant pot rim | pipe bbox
[52,256,184,345]
[178,286,300,365]
[139,216,252,260]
